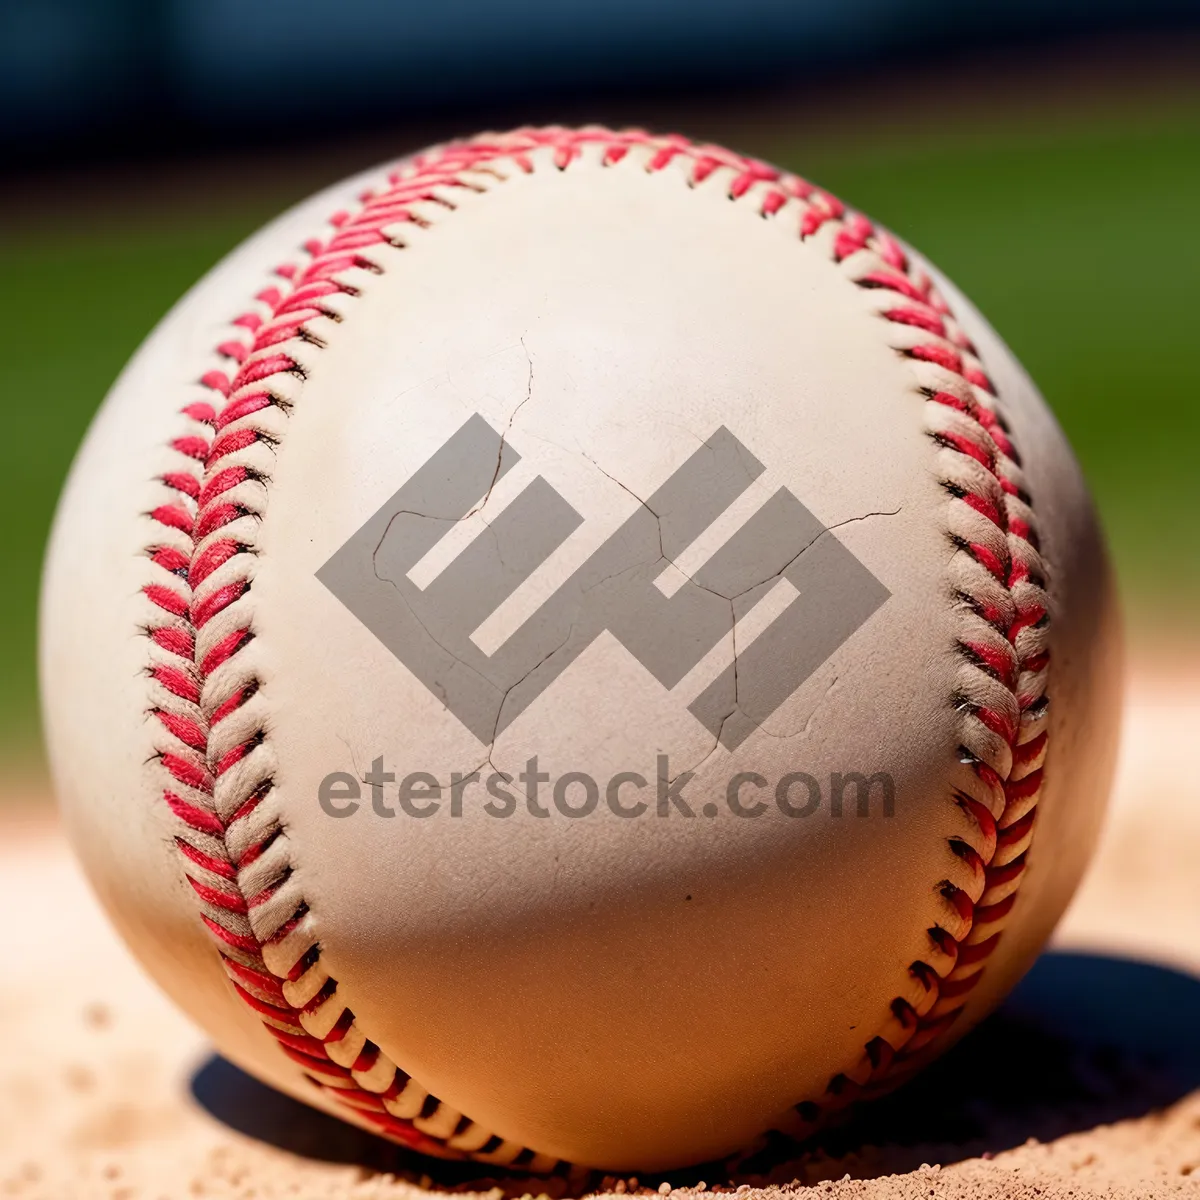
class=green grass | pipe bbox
[3,100,1198,758]
[1,217,281,756]
[763,105,1200,613]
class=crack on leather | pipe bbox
[669,510,903,783]
[366,343,538,572]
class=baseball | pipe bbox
[40,127,1122,1172]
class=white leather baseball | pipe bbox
[40,128,1121,1172]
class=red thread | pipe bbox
[860,269,926,303]
[961,640,1017,687]
[150,546,190,574]
[231,980,296,1021]
[154,709,207,750]
[224,958,287,1003]
[166,792,223,836]
[190,582,247,629]
[188,875,249,914]
[171,436,210,461]
[968,542,1008,581]
[1013,731,1048,767]
[160,752,211,794]
[1004,768,1044,802]
[973,705,1018,744]
[149,505,194,535]
[150,627,194,657]
[959,490,1003,528]
[209,427,260,465]
[997,809,1037,848]
[200,914,258,954]
[150,664,199,704]
[200,629,252,677]
[209,680,254,725]
[199,467,249,507]
[183,400,218,423]
[215,392,274,430]
[162,471,201,500]
[176,838,237,880]
[884,306,946,337]
[195,502,243,540]
[937,431,994,470]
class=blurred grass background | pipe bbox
[2,66,1198,772]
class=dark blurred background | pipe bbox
[2,0,1199,778]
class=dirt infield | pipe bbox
[3,659,1198,1199]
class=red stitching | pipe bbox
[142,126,1050,1165]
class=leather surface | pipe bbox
[40,139,1120,1169]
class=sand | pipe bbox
[3,658,1198,1199]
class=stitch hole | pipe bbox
[267,901,310,944]
[239,466,271,489]
[250,775,275,800]
[930,429,993,467]
[151,555,191,579]
[928,926,957,955]
[294,327,327,350]
[247,863,294,910]
[939,881,974,922]
[240,822,282,867]
[309,303,346,324]
[866,1036,894,1070]
[293,942,321,979]
[948,838,982,870]
[955,641,1004,682]
[941,480,969,500]
[242,729,267,754]
[953,785,991,815]
[910,961,938,991]
[953,590,1008,634]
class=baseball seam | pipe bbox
[140,126,1050,1168]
